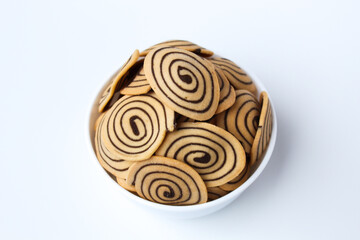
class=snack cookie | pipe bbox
[156,122,246,187]
[250,92,273,166]
[175,114,216,125]
[116,177,136,192]
[120,64,151,95]
[94,113,105,131]
[209,57,257,95]
[140,40,213,57]
[213,65,236,114]
[95,115,133,178]
[98,50,140,112]
[105,170,136,193]
[144,47,220,121]
[207,187,229,201]
[93,40,274,205]
[126,156,207,205]
[219,163,249,191]
[215,90,260,154]
[101,93,175,161]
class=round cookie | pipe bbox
[207,187,229,201]
[219,162,249,191]
[95,113,134,178]
[156,122,246,187]
[140,40,213,57]
[212,64,236,114]
[209,57,257,95]
[175,113,217,125]
[116,177,136,192]
[144,47,220,121]
[105,90,123,111]
[215,90,260,154]
[126,156,207,205]
[94,113,105,131]
[98,69,122,112]
[100,93,175,161]
[120,64,151,95]
[250,91,273,167]
[98,50,140,112]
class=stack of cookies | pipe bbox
[94,40,273,206]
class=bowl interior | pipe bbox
[87,67,277,212]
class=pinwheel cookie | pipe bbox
[93,40,274,205]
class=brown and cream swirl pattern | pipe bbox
[120,64,151,95]
[98,50,140,112]
[207,187,229,201]
[144,47,220,121]
[140,40,213,57]
[156,122,246,187]
[213,64,236,114]
[95,114,133,178]
[216,90,260,155]
[209,57,257,95]
[101,93,175,161]
[126,156,207,205]
[219,162,249,191]
[250,91,273,167]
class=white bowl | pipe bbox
[86,67,277,219]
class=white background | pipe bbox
[1,0,360,239]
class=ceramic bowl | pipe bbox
[86,66,277,219]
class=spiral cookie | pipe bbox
[250,91,273,166]
[175,114,217,125]
[156,122,246,187]
[94,113,105,131]
[140,40,213,57]
[213,65,236,114]
[95,114,134,178]
[93,40,275,205]
[144,47,220,121]
[120,64,151,95]
[101,93,175,161]
[126,156,207,205]
[207,187,229,201]
[98,50,140,112]
[116,177,136,192]
[216,90,260,154]
[209,57,257,95]
[219,162,249,191]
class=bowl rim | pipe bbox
[85,67,277,212]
